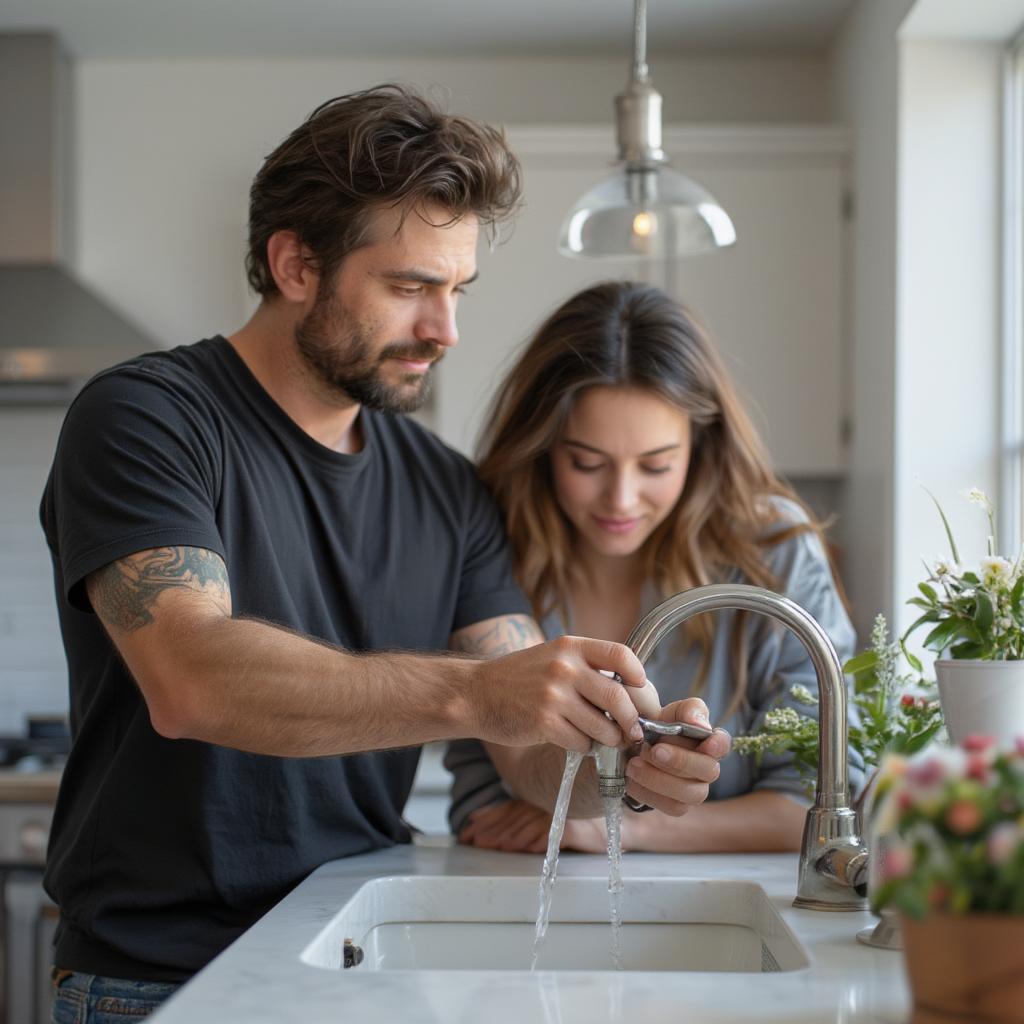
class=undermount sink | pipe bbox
[300,876,810,973]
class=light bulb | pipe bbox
[632,211,654,237]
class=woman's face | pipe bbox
[551,385,692,561]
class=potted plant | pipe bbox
[734,614,945,801]
[870,738,1024,1022]
[905,489,1024,744]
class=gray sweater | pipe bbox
[444,499,860,833]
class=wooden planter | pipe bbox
[901,913,1024,1023]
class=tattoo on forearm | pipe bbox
[89,546,229,632]
[452,615,543,657]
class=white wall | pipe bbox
[828,0,1022,646]
[827,0,915,640]
[0,410,70,733]
[0,52,834,733]
[894,41,1005,637]
[72,55,829,360]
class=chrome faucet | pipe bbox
[597,582,868,911]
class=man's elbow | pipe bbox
[147,695,192,740]
[135,660,212,741]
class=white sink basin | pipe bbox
[300,876,810,973]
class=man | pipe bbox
[41,85,728,1018]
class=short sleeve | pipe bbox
[450,468,530,631]
[42,365,226,612]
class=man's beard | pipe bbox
[294,291,441,414]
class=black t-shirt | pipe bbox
[39,336,528,982]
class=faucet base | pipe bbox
[792,895,867,912]
[795,807,869,911]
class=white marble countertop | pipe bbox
[150,844,912,1024]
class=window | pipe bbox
[1002,30,1024,553]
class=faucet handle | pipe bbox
[637,716,713,744]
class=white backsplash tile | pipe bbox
[0,409,69,734]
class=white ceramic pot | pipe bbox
[934,659,1024,746]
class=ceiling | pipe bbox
[0,0,858,59]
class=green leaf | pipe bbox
[1011,575,1024,616]
[899,638,924,674]
[961,571,980,585]
[906,597,935,610]
[950,640,984,659]
[925,487,960,564]
[853,672,879,696]
[964,620,984,644]
[902,611,941,642]
[918,582,938,603]
[974,590,994,634]
[870,878,899,914]
[898,722,945,755]
[923,617,962,652]
[843,651,878,675]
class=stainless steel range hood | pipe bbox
[0,33,154,405]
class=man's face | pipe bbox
[294,204,479,413]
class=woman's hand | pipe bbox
[458,799,648,854]
[458,799,551,853]
[623,697,732,816]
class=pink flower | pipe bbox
[966,754,992,783]
[945,799,983,835]
[900,694,915,708]
[908,759,946,787]
[880,844,913,881]
[987,822,1021,866]
[1016,736,1024,757]
[962,734,996,752]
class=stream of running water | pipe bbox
[530,750,627,971]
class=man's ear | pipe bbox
[265,230,319,303]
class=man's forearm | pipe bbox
[139,614,480,756]
[88,547,649,761]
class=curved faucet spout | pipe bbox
[600,582,867,911]
[626,584,849,809]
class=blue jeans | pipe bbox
[51,969,180,1023]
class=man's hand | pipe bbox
[623,697,732,815]
[465,634,649,752]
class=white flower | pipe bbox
[933,558,961,579]
[963,487,992,510]
[790,684,818,706]
[980,556,1014,589]
[732,735,767,755]
[870,614,889,647]
[765,707,802,732]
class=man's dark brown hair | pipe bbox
[245,84,522,297]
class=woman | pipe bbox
[446,281,858,854]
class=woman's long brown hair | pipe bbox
[476,281,833,720]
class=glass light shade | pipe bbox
[558,164,737,261]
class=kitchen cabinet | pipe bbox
[438,124,849,477]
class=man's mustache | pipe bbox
[379,342,445,365]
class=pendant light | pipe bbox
[558,0,737,261]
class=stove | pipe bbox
[0,720,68,1024]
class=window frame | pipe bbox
[1001,29,1024,555]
